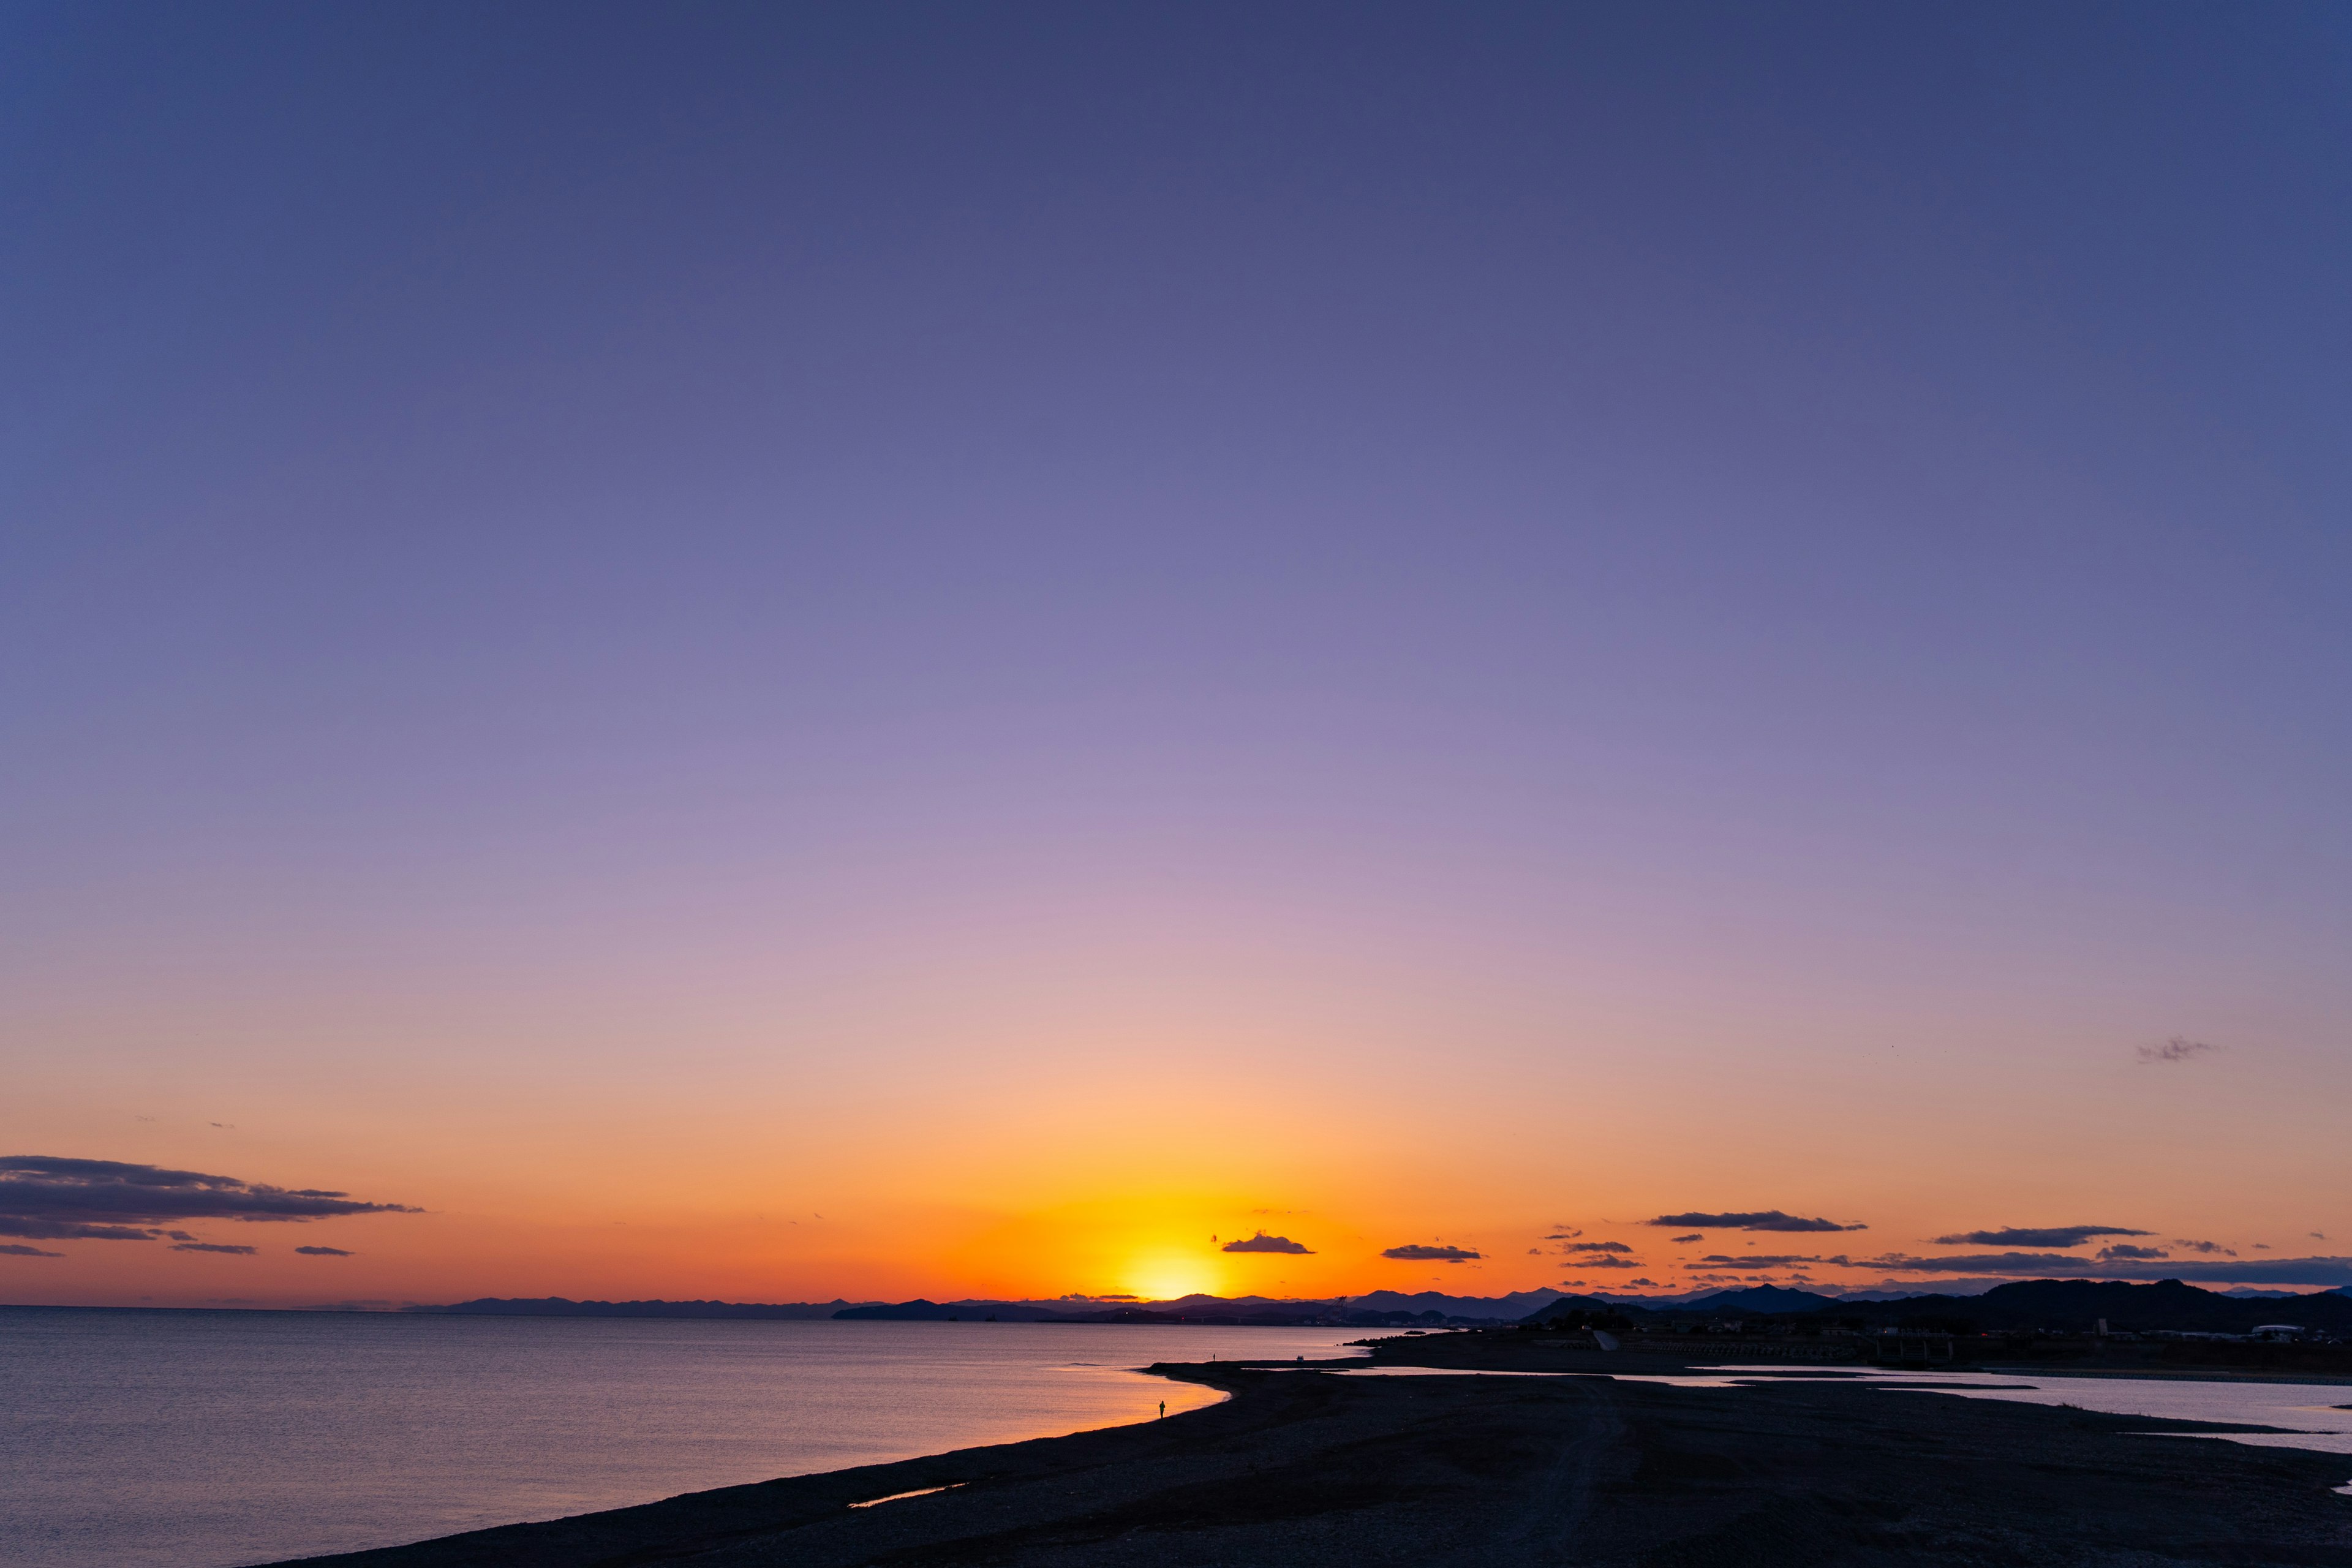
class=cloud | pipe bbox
[294,1246,354,1257]
[1545,1226,1583,1239]
[1221,1231,1312,1254]
[1670,1234,1703,1243]
[0,1156,418,1243]
[1561,1241,1633,1254]
[1646,1210,1864,1233]
[1932,1225,2150,1249]
[0,1242,62,1257]
[1864,1252,2352,1287]
[1382,1244,1481,1262]
[1698,1254,1847,1268]
[2096,1245,2168,1261]
[1864,1251,2110,1275]
[1576,1256,1646,1269]
[1,1220,162,1242]
[171,1242,257,1255]
[2172,1240,2236,1255]
[2139,1036,2216,1065]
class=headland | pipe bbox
[269,1329,2352,1567]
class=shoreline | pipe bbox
[268,1336,2352,1567]
[1970,1362,2352,1385]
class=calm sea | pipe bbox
[0,1306,1370,1568]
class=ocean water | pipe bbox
[0,1306,1368,1568]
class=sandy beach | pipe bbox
[270,1335,2352,1567]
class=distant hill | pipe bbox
[414,1297,875,1320]
[1512,1278,2352,1333]
[832,1289,1573,1326]
[1868,1280,2352,1334]
[418,1281,2351,1333]
[1562,1284,1935,1310]
[1517,1293,1659,1325]
[1679,1285,1844,1315]
[1517,1291,1855,1325]
[1344,1288,1564,1319]
[831,1298,1080,1322]
[837,1294,1352,1325]
[413,1292,1561,1327]
[1156,1294,1346,1314]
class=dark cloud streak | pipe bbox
[1932,1225,2149,1248]
[0,1156,418,1244]
[1646,1210,1864,1233]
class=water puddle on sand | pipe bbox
[1308,1366,1755,1388]
[1295,1361,2352,1487]
[848,1485,962,1509]
[1711,1365,2352,1460]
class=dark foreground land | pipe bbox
[273,1336,2352,1568]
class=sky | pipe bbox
[3,1,2348,1311]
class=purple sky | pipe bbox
[3,2,2347,1304]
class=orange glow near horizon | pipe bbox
[6,968,2349,1310]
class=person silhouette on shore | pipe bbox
[1158,1400,1165,1419]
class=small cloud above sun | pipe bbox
[1221,1231,1311,1254]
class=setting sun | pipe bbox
[1122,1254,1224,1303]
